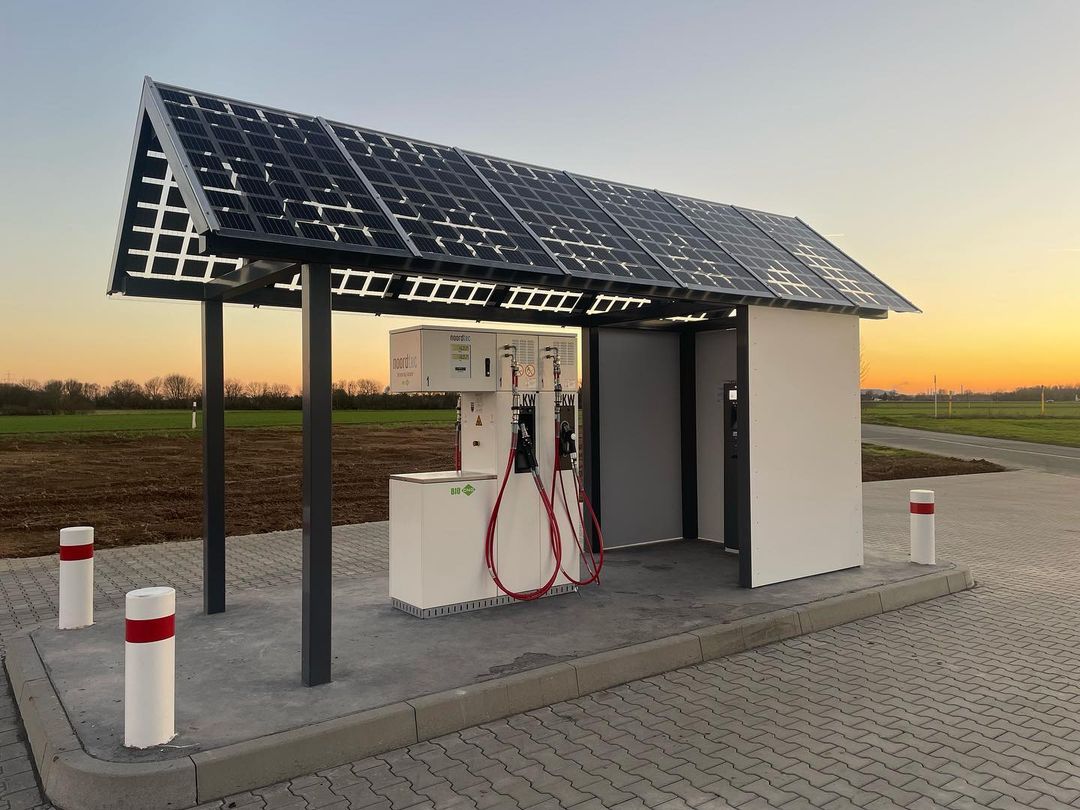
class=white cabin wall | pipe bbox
[746,306,863,587]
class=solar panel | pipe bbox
[572,176,773,298]
[114,127,395,300]
[118,128,243,284]
[463,154,679,288]
[736,208,917,312]
[666,195,851,306]
[327,124,561,274]
[150,82,409,257]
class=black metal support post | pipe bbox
[202,299,226,615]
[735,308,753,588]
[580,327,602,553]
[301,264,333,686]
[679,330,698,541]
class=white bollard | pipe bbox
[58,527,94,629]
[124,587,176,748]
[910,489,936,564]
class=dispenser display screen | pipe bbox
[449,336,472,379]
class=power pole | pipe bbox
[933,374,938,419]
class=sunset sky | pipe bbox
[2,1,1077,394]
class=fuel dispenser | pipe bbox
[387,326,603,617]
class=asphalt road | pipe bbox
[863,423,1080,477]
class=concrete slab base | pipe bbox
[7,540,973,809]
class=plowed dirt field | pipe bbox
[0,426,452,557]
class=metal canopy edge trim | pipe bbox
[115,273,888,328]
[141,78,220,236]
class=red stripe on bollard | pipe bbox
[59,544,94,561]
[910,502,935,515]
[125,615,175,643]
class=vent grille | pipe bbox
[392,585,577,619]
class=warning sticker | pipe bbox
[475,415,483,426]
[523,363,536,378]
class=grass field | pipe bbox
[0,409,455,436]
[862,400,1080,447]
[7,401,1079,448]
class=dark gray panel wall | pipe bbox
[598,329,683,547]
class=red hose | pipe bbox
[573,465,604,582]
[485,429,563,601]
[550,424,604,586]
[454,398,462,472]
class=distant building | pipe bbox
[861,388,898,401]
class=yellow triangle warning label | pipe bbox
[475,415,483,426]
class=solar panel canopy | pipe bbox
[572,176,770,297]
[463,155,677,288]
[736,208,917,312]
[110,77,918,324]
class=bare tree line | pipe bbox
[0,376,457,416]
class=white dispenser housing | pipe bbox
[388,326,583,617]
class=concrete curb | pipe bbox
[573,634,703,695]
[409,662,579,743]
[192,703,417,800]
[5,635,198,810]
[8,565,972,809]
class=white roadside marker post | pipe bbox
[910,489,936,565]
[124,587,176,748]
[191,400,197,430]
[58,527,94,629]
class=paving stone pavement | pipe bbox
[3,469,1080,809]
[0,522,389,646]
